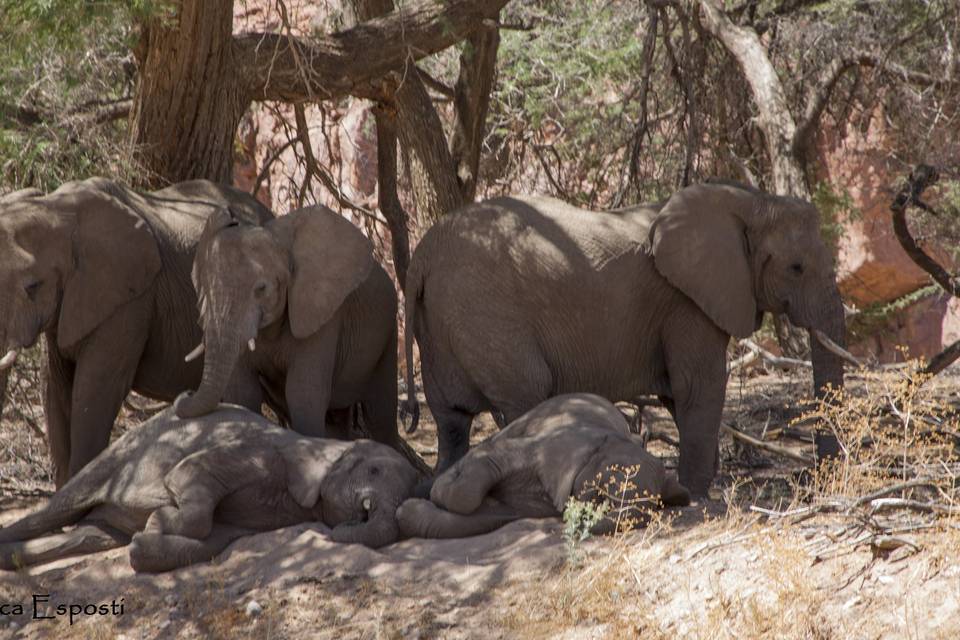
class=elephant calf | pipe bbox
[397,394,690,539]
[0,403,418,573]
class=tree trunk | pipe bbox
[127,0,510,187]
[129,0,247,187]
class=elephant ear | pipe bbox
[281,440,349,509]
[650,184,757,338]
[274,206,374,340]
[57,188,162,349]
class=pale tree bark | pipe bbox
[129,0,510,187]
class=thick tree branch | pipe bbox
[449,21,500,202]
[890,165,960,377]
[890,165,958,298]
[237,0,510,103]
[373,105,412,290]
[389,61,465,221]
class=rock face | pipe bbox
[818,108,958,362]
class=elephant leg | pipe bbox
[0,523,128,570]
[150,445,275,539]
[429,445,527,514]
[397,498,522,539]
[430,405,475,475]
[359,344,399,447]
[44,346,75,488]
[128,524,251,573]
[67,309,151,479]
[664,331,728,498]
[286,333,337,438]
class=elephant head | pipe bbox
[650,182,846,398]
[0,180,161,369]
[284,440,418,548]
[175,205,374,418]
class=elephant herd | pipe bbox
[0,176,846,573]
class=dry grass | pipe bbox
[2,357,959,639]
[500,364,960,640]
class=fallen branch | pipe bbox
[869,497,960,516]
[722,422,815,465]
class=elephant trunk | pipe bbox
[175,322,245,419]
[329,497,402,548]
[808,289,846,400]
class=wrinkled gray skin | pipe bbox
[398,394,690,538]
[403,182,846,497]
[0,179,273,487]
[0,404,418,573]
[174,206,400,449]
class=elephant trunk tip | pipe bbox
[173,391,218,419]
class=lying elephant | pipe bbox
[0,404,418,573]
[397,394,690,539]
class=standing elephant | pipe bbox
[402,182,846,496]
[398,393,690,539]
[0,178,273,486]
[0,403,419,573]
[173,205,401,449]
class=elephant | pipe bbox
[401,182,846,496]
[0,178,273,486]
[173,205,402,450]
[0,403,419,573]
[397,393,690,539]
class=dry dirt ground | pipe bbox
[1,355,959,639]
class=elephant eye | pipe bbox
[24,280,41,300]
[253,282,268,297]
[790,262,804,276]
[368,466,380,476]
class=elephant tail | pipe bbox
[400,254,424,435]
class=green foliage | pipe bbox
[562,496,608,562]
[487,0,660,205]
[0,0,145,190]
[811,179,860,256]
[847,284,942,342]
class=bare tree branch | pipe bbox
[293,104,377,218]
[793,51,955,156]
[237,0,511,103]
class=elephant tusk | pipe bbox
[184,343,205,363]
[248,338,256,352]
[0,349,18,370]
[362,497,372,512]
[813,330,864,368]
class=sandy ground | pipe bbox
[1,363,959,639]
